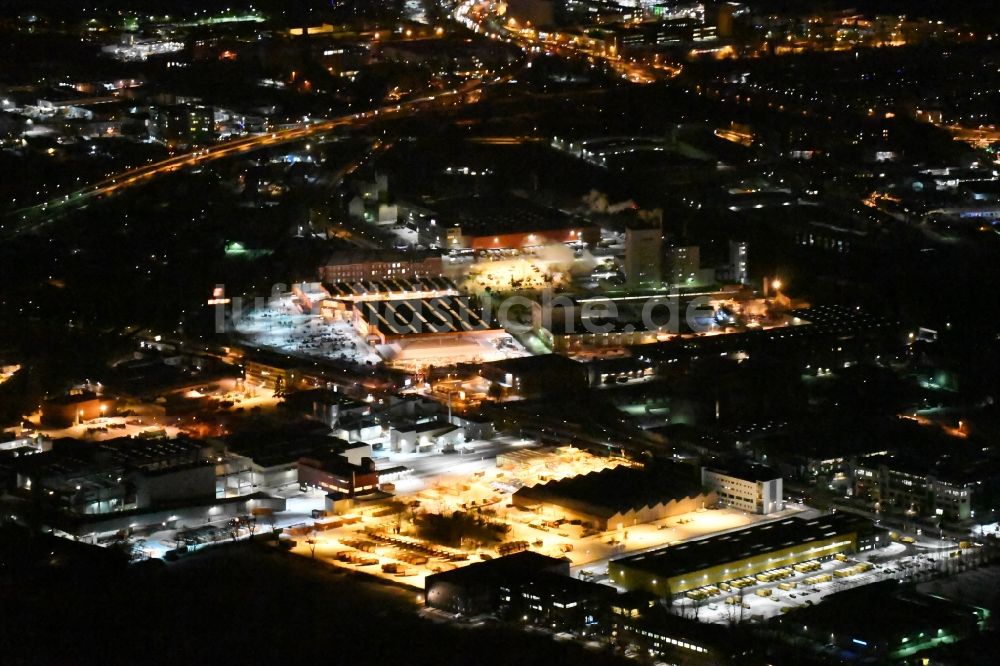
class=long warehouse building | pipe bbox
[609,513,888,596]
[511,464,715,531]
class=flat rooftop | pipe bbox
[773,581,985,641]
[15,436,206,483]
[320,248,440,266]
[480,353,584,377]
[43,391,106,406]
[634,305,897,362]
[613,513,876,580]
[425,550,568,589]
[224,423,347,468]
[283,388,367,410]
[429,195,590,237]
[703,463,780,483]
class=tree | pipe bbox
[726,595,740,625]
[130,538,148,563]
[228,518,242,542]
[306,530,319,558]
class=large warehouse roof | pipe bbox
[613,513,872,579]
[430,194,588,237]
[356,296,493,337]
[425,551,568,589]
[513,464,705,519]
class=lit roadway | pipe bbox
[454,0,681,84]
[392,435,531,481]
[942,123,1000,149]
[7,3,676,234]
[4,77,504,236]
[7,3,680,235]
[480,400,671,458]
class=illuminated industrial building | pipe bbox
[352,296,497,345]
[424,551,571,616]
[41,391,117,427]
[771,582,991,661]
[428,194,599,250]
[321,276,459,303]
[13,436,214,517]
[609,514,888,596]
[317,250,444,283]
[512,463,715,531]
[701,464,783,514]
[297,454,379,497]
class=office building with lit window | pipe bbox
[148,103,215,146]
[701,464,783,514]
[317,250,444,283]
[853,453,1000,521]
[728,239,748,284]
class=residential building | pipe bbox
[666,245,703,286]
[149,104,215,146]
[729,240,749,284]
[624,224,662,287]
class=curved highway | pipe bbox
[4,76,505,236]
[7,0,677,236]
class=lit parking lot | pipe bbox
[378,330,529,372]
[680,538,970,624]
[234,293,381,365]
